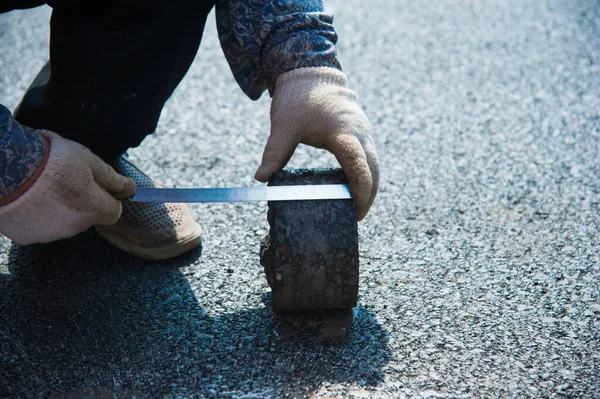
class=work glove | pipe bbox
[0,129,136,245]
[255,67,380,221]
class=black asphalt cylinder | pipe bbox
[260,168,359,312]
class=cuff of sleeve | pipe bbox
[263,33,342,97]
[0,105,49,204]
[0,135,50,207]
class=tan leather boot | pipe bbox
[95,156,202,260]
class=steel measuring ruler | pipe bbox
[129,184,352,203]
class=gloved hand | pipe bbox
[0,129,136,245]
[255,67,380,221]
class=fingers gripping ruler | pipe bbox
[130,185,352,203]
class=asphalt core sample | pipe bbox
[260,168,359,313]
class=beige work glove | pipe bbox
[255,67,380,220]
[0,130,135,245]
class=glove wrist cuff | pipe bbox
[275,67,348,96]
[0,130,68,217]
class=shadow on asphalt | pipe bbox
[0,231,391,398]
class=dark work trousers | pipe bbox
[13,0,217,162]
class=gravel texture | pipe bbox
[1,1,599,398]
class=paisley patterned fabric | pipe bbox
[0,0,342,198]
[216,0,341,99]
[0,105,46,201]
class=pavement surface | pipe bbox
[1,1,600,398]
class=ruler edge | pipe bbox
[129,184,352,203]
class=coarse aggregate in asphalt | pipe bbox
[1,1,599,398]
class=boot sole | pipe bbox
[94,224,202,261]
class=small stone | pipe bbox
[425,229,440,238]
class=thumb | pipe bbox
[255,129,300,182]
[90,155,136,199]
[91,188,124,225]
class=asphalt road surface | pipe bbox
[1,1,599,398]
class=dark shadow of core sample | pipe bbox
[0,230,391,398]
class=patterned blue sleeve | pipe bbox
[215,0,342,100]
[0,104,46,201]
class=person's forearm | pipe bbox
[260,4,341,90]
[0,104,47,202]
[216,0,341,100]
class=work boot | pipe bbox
[95,156,202,260]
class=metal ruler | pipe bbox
[129,184,352,203]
